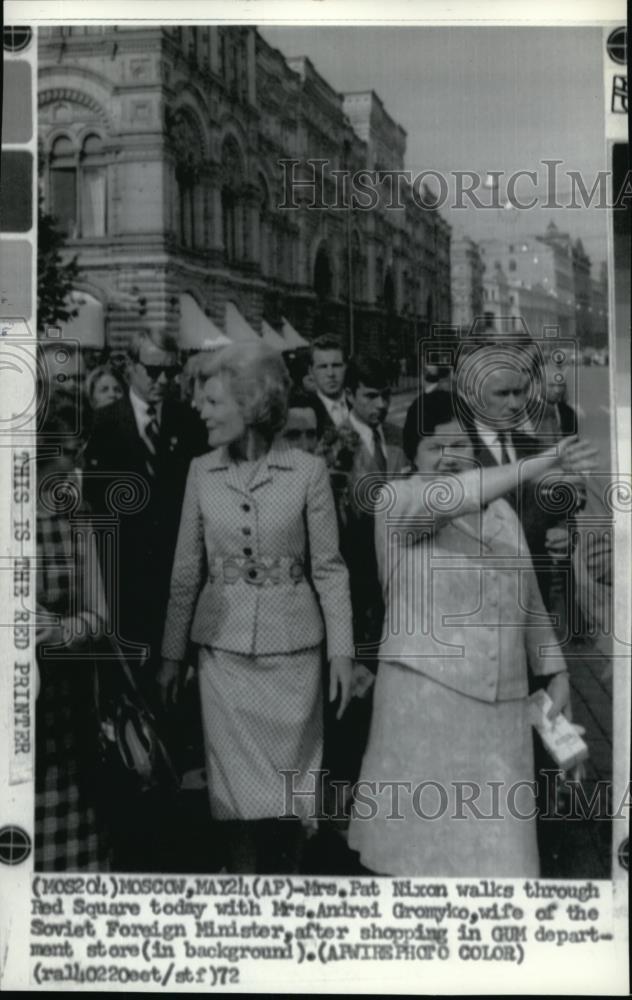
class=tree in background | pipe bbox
[37,195,80,331]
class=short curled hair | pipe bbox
[198,342,290,436]
[126,327,178,364]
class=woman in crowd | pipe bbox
[35,411,110,870]
[159,343,353,873]
[85,364,125,410]
[348,390,597,877]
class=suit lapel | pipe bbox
[118,395,150,471]
[216,439,295,497]
[249,440,294,492]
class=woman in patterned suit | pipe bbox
[347,391,597,877]
[159,343,354,873]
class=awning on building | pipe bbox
[281,315,309,348]
[56,291,105,348]
[180,293,231,350]
[224,302,261,344]
[261,319,287,352]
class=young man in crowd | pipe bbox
[307,334,349,436]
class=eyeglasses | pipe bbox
[138,361,181,380]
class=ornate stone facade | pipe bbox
[38,26,451,355]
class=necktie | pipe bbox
[145,404,160,477]
[373,428,387,473]
[497,431,512,465]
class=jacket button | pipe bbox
[248,568,257,579]
[243,547,253,557]
[242,503,250,512]
[242,526,251,536]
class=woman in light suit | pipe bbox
[159,343,353,873]
[348,391,597,877]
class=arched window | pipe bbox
[171,110,205,250]
[48,132,109,238]
[49,135,77,235]
[80,133,107,237]
[221,137,244,264]
[314,244,332,300]
[219,28,248,102]
[177,158,197,248]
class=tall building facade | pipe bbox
[38,26,451,356]
[590,261,609,349]
[481,259,511,328]
[572,238,592,347]
[479,226,580,342]
[450,234,484,331]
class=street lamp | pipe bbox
[343,138,355,356]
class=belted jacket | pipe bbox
[161,440,353,660]
[374,471,567,702]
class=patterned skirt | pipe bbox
[198,646,323,821]
[35,664,110,871]
[348,660,540,877]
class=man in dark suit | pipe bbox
[455,339,592,877]
[454,341,575,608]
[83,328,207,871]
[305,334,350,438]
[341,354,403,653]
[534,361,579,439]
[84,328,206,677]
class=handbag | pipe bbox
[93,637,180,795]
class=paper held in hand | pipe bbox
[528,689,590,771]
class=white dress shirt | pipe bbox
[129,388,162,451]
[316,390,349,428]
[474,420,517,465]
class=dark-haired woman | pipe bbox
[348,391,597,877]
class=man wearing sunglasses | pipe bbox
[84,328,206,680]
[83,327,206,870]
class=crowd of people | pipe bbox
[35,327,611,877]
